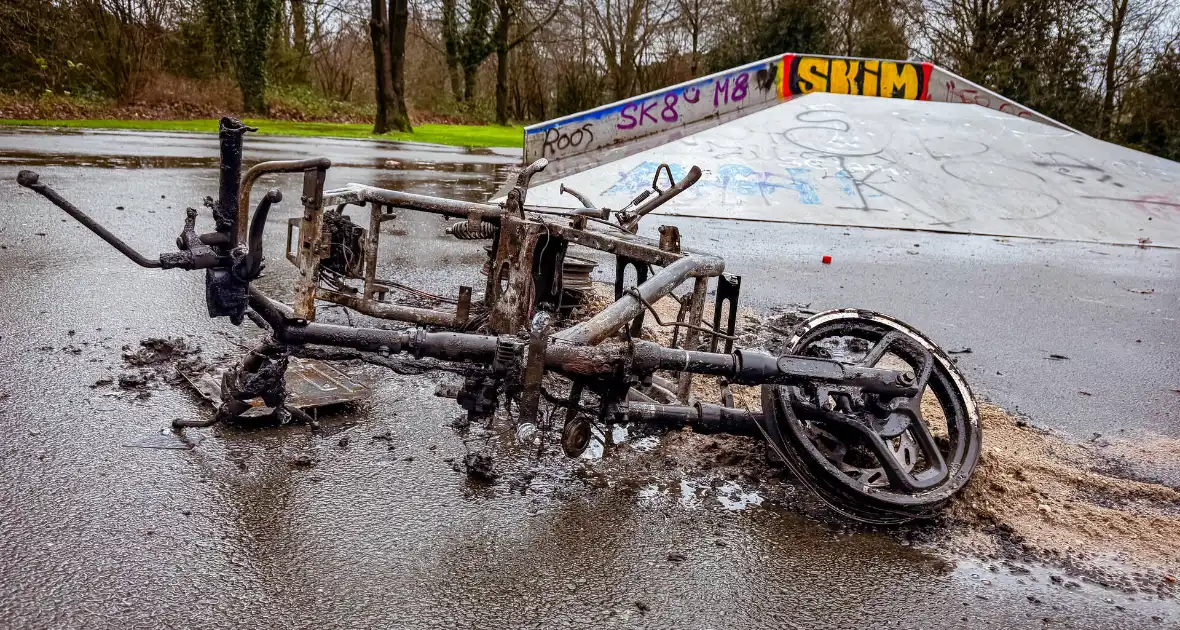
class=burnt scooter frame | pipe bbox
[16,118,982,524]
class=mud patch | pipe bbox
[940,404,1180,592]
[84,336,214,401]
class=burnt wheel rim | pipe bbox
[763,309,982,522]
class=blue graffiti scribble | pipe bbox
[785,168,820,204]
[835,169,882,199]
[604,161,689,195]
[835,169,856,196]
[717,164,790,199]
[604,162,842,206]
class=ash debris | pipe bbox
[83,337,209,399]
[934,404,1180,594]
[441,302,1180,595]
[463,450,498,482]
[121,337,201,368]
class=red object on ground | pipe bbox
[821,255,832,264]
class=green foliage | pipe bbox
[428,97,499,124]
[161,9,225,80]
[706,0,834,71]
[850,0,910,60]
[205,0,281,112]
[1119,49,1180,161]
[554,64,607,118]
[984,0,1099,133]
[0,117,523,148]
[267,84,375,120]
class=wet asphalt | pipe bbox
[0,127,1177,628]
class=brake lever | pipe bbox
[617,164,702,233]
[558,183,609,219]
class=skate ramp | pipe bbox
[515,54,1180,248]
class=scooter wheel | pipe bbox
[760,309,982,523]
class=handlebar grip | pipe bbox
[16,170,39,188]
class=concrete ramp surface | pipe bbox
[519,55,1180,248]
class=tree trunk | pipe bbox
[448,64,464,100]
[843,0,857,57]
[387,0,412,132]
[441,0,464,100]
[1100,0,1129,138]
[292,0,307,55]
[240,60,268,113]
[239,0,276,114]
[370,0,395,133]
[459,0,495,104]
[292,0,308,81]
[463,63,479,102]
[495,48,509,125]
[205,0,279,114]
[494,0,511,125]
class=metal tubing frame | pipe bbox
[245,286,914,395]
[305,181,725,347]
[19,159,920,436]
[674,275,710,401]
[238,158,332,246]
[16,170,163,268]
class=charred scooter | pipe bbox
[17,118,982,524]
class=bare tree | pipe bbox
[439,0,464,97]
[492,0,562,124]
[371,0,412,132]
[1087,0,1170,137]
[675,0,710,76]
[832,0,910,59]
[441,0,495,102]
[588,0,674,99]
[290,0,310,81]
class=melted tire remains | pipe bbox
[761,310,982,523]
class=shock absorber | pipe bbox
[446,220,497,239]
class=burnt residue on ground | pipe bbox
[122,337,200,367]
[445,390,1180,599]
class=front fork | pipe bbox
[18,117,332,425]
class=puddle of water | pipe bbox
[632,478,763,512]
[0,153,219,169]
[679,479,706,508]
[716,480,764,511]
[630,435,660,452]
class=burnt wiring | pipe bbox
[540,385,595,414]
[623,286,737,341]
